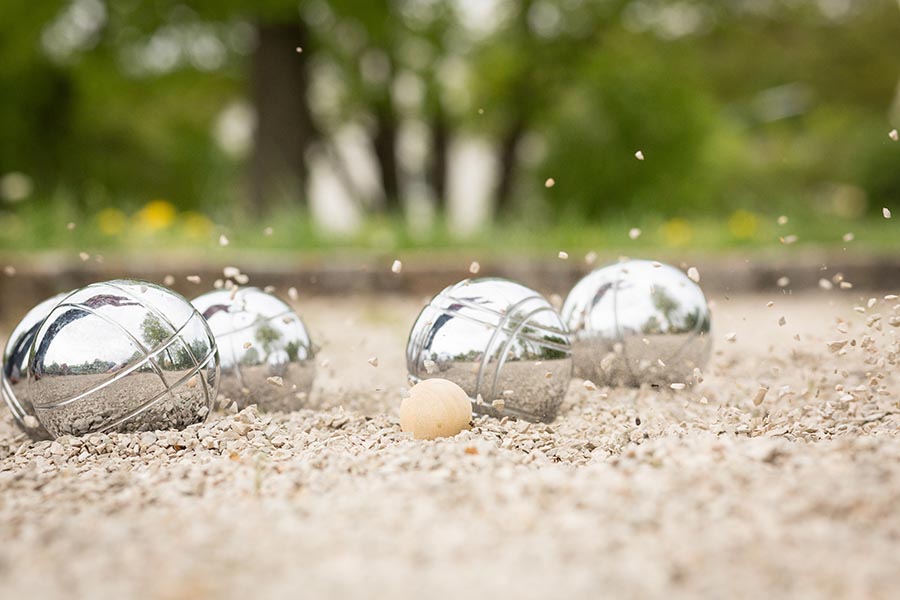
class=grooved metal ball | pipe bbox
[191,287,315,412]
[26,280,220,437]
[407,277,573,423]
[2,292,68,440]
[561,259,712,387]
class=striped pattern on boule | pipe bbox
[407,277,572,423]
[26,280,219,437]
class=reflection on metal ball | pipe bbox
[407,277,573,423]
[2,292,68,440]
[192,287,315,412]
[26,280,220,437]
[561,259,712,387]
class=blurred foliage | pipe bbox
[2,195,898,257]
[0,0,898,247]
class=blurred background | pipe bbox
[0,0,899,256]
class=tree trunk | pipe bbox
[493,0,534,220]
[493,116,525,219]
[249,21,316,215]
[428,103,449,212]
[372,100,401,213]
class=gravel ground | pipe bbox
[1,290,899,599]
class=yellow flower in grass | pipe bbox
[728,210,758,240]
[96,208,126,236]
[660,218,693,247]
[136,199,176,232]
[181,211,213,240]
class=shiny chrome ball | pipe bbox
[192,287,315,412]
[407,277,572,423]
[26,280,220,437]
[561,259,712,387]
[3,292,68,440]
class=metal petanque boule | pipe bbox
[561,259,712,388]
[192,286,316,412]
[2,292,69,440]
[25,279,219,437]
[406,277,573,423]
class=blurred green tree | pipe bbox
[0,0,897,230]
